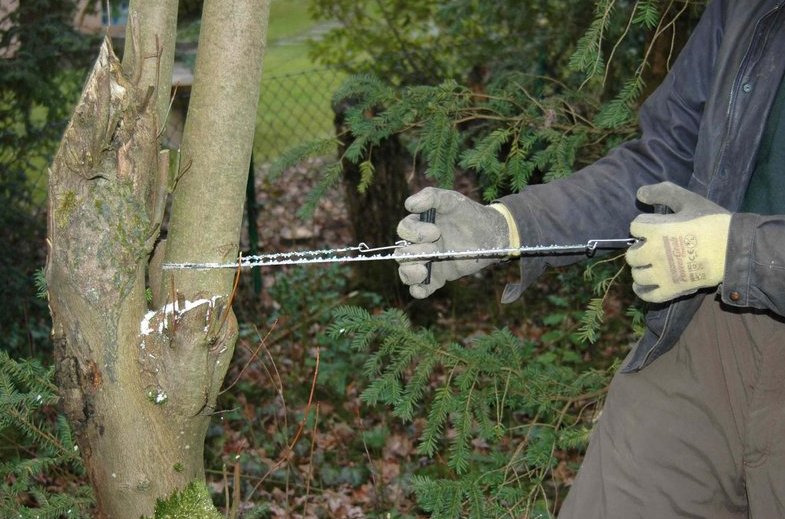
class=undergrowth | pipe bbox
[199,260,637,517]
[0,351,94,518]
[325,304,614,517]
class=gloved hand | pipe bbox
[625,181,731,303]
[395,187,518,299]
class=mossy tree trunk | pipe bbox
[45,1,270,517]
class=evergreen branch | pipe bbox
[296,161,343,220]
[357,158,375,194]
[570,0,618,85]
[3,405,78,462]
[395,354,438,421]
[0,352,93,515]
[459,127,511,182]
[576,255,628,343]
[418,384,454,457]
[595,75,645,128]
[267,137,339,180]
[0,350,58,395]
[602,0,643,88]
[453,380,479,475]
[421,113,461,186]
[633,0,661,29]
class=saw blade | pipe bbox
[161,239,637,271]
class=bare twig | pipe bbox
[303,402,320,513]
[245,347,321,502]
[222,464,230,519]
[231,462,241,519]
[354,406,381,506]
[219,321,278,395]
[213,253,243,339]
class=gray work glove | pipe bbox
[395,187,515,299]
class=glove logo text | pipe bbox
[663,233,705,285]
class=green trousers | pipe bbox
[558,296,785,518]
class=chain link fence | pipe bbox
[20,65,346,211]
[255,66,346,163]
[244,66,347,292]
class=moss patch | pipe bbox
[144,481,221,519]
[56,190,78,227]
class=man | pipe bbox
[395,1,785,517]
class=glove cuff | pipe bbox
[489,203,520,256]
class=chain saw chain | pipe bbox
[161,238,637,271]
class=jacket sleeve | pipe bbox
[497,0,727,303]
[722,214,785,315]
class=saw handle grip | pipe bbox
[628,204,670,246]
[420,208,436,284]
[654,204,673,215]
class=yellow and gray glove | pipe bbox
[626,182,731,303]
[395,187,519,299]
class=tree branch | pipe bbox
[163,0,271,299]
[123,0,178,123]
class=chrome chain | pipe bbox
[162,239,637,271]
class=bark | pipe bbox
[122,1,179,122]
[163,0,269,299]
[45,1,270,517]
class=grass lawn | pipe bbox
[267,0,315,43]
[178,0,320,75]
[255,0,346,162]
[174,0,343,162]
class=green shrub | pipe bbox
[0,351,94,517]
[327,305,615,516]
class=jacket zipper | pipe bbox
[635,303,675,371]
[709,4,781,196]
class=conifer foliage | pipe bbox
[299,0,706,210]
[328,306,610,517]
[0,351,94,517]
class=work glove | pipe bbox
[626,181,731,303]
[395,187,519,299]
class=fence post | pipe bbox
[245,151,262,294]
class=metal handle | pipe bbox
[420,208,436,284]
[654,204,673,215]
[586,238,639,255]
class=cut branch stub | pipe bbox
[47,36,164,398]
[138,294,236,418]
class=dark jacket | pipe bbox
[499,0,785,372]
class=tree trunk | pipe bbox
[334,102,411,302]
[46,1,270,517]
[163,0,269,299]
